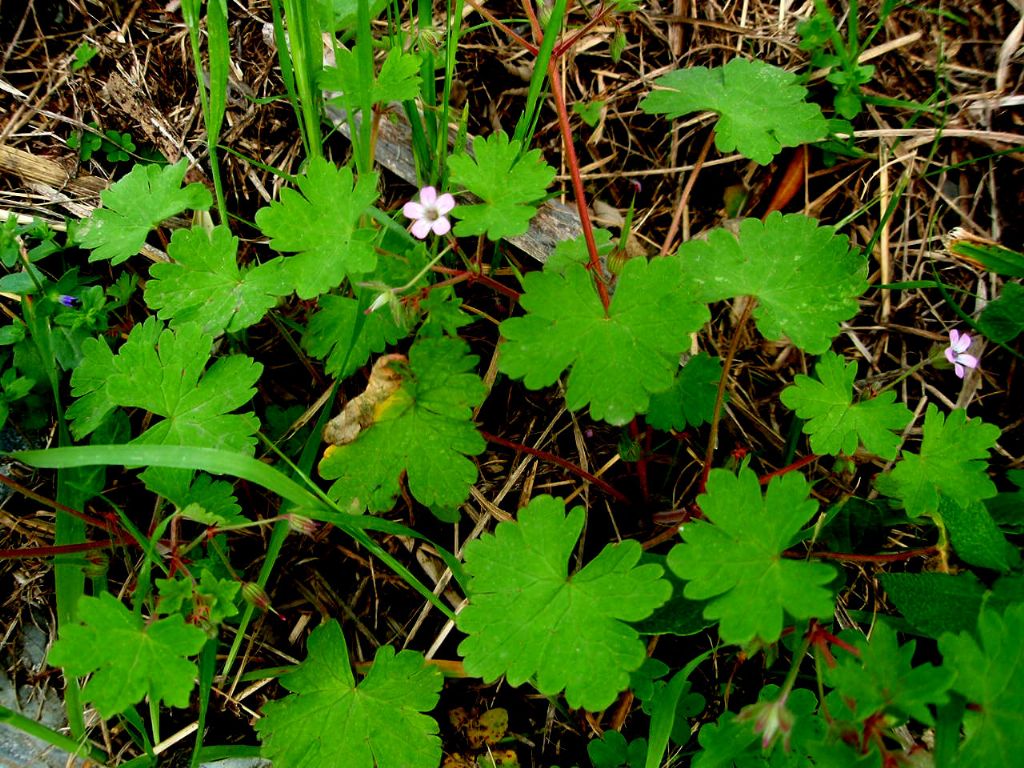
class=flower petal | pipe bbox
[954,363,965,379]
[419,186,438,206]
[410,217,433,239]
[945,348,957,365]
[431,216,451,236]
[403,201,426,220]
[958,353,979,369]
[435,193,456,215]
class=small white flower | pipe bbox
[944,329,979,379]
[403,186,455,239]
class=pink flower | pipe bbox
[738,694,795,751]
[944,329,979,379]
[403,186,455,239]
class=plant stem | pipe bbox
[546,54,610,310]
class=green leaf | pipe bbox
[646,353,724,431]
[676,213,866,354]
[67,317,262,453]
[77,159,212,265]
[875,405,999,517]
[173,473,246,527]
[417,286,473,338]
[47,592,206,718]
[499,257,709,425]
[156,568,240,628]
[457,495,671,711]
[938,496,1017,573]
[256,620,442,768]
[780,352,912,459]
[825,622,954,725]
[304,294,410,379]
[546,228,615,274]
[322,45,422,106]
[978,281,1024,342]
[588,730,648,768]
[948,239,1024,278]
[939,604,1024,765]
[667,468,836,645]
[640,58,827,164]
[255,158,379,298]
[318,337,486,515]
[631,553,714,637]
[879,572,985,638]
[145,225,286,334]
[448,131,556,241]
[303,246,424,377]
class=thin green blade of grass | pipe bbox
[181,0,229,222]
[0,705,108,766]
[276,0,323,160]
[512,0,568,151]
[21,300,87,739]
[12,445,460,622]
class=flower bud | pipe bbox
[241,581,272,613]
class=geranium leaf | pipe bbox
[448,131,555,241]
[77,159,212,265]
[978,281,1024,342]
[939,604,1024,766]
[667,467,836,645]
[318,337,486,516]
[255,158,379,298]
[304,294,410,379]
[145,225,287,334]
[321,44,422,107]
[499,256,709,425]
[67,317,262,454]
[47,593,206,718]
[676,213,867,354]
[457,495,671,711]
[825,622,954,725]
[302,247,426,378]
[156,568,240,628]
[647,353,724,431]
[256,620,442,768]
[640,58,827,164]
[780,351,912,459]
[875,404,1000,517]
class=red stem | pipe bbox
[546,62,611,311]
[0,472,121,534]
[481,430,628,502]
[800,546,939,563]
[759,453,819,484]
[430,265,521,301]
[0,536,133,559]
